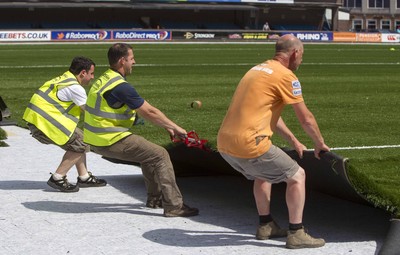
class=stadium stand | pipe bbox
[0,0,342,31]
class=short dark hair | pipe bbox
[69,56,95,75]
[108,43,133,67]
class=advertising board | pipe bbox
[51,30,111,41]
[0,31,51,42]
[381,33,400,43]
[283,32,333,42]
[113,30,172,41]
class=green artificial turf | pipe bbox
[0,43,399,216]
[0,127,7,147]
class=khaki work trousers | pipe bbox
[91,134,183,210]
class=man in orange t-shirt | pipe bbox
[218,34,330,249]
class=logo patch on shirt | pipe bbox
[293,89,302,96]
[292,80,301,89]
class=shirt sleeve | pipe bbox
[278,73,304,105]
[104,82,145,110]
[57,85,87,106]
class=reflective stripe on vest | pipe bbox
[26,102,72,137]
[22,71,81,145]
[34,84,79,124]
[84,69,136,146]
[85,104,133,120]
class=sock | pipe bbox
[79,173,90,181]
[259,214,273,224]
[289,223,303,231]
[52,173,64,181]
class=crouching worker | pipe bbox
[23,56,107,192]
[83,43,199,217]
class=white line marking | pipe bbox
[322,145,400,151]
[0,62,399,69]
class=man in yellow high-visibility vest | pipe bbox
[23,56,107,192]
[84,43,198,217]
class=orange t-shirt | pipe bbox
[217,60,304,158]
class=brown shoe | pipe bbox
[286,227,325,249]
[146,198,163,209]
[256,221,287,240]
[163,204,199,217]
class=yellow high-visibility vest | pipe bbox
[23,71,81,145]
[84,69,136,146]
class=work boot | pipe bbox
[77,172,107,187]
[286,227,325,249]
[163,204,199,217]
[47,175,79,192]
[256,221,287,240]
[146,198,163,209]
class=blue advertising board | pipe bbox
[112,30,172,41]
[51,30,111,41]
[282,32,333,42]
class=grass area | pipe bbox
[0,43,399,216]
[0,127,8,147]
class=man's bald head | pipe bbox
[273,34,304,71]
[275,34,303,54]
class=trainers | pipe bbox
[256,221,287,240]
[47,175,79,192]
[77,172,107,187]
[286,227,325,249]
[146,198,163,209]
[163,204,199,217]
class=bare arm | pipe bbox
[292,102,330,159]
[274,117,307,158]
[136,100,187,137]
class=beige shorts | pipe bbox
[27,123,89,153]
[220,145,299,183]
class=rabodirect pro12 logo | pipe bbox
[52,30,110,41]
[113,30,171,41]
